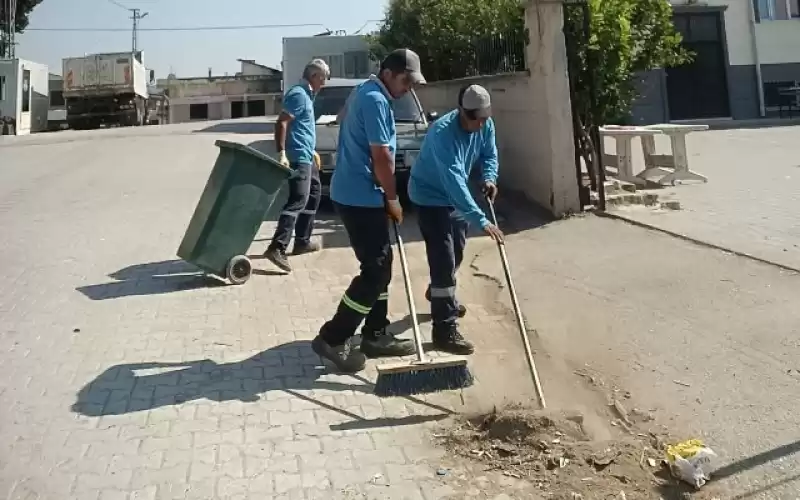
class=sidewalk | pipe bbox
[607,126,800,271]
[0,125,542,500]
[471,214,800,499]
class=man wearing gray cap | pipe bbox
[263,59,330,273]
[311,49,426,372]
[408,84,504,355]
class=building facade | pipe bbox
[157,59,282,124]
[0,58,49,135]
[281,35,377,92]
[631,0,800,123]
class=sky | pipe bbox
[16,0,388,78]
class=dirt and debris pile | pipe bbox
[438,405,719,500]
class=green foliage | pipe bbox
[565,0,691,125]
[1,0,44,56]
[368,0,526,82]
[371,0,689,124]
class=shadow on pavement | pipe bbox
[193,121,276,135]
[259,187,553,253]
[76,260,226,300]
[71,340,452,431]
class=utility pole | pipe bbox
[3,0,18,58]
[130,8,148,54]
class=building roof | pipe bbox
[237,59,281,73]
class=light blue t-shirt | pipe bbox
[330,77,396,208]
[408,109,499,228]
[283,82,316,166]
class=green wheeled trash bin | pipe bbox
[177,139,294,285]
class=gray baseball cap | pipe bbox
[382,49,427,85]
[460,84,492,119]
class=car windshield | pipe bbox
[314,84,423,123]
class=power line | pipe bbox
[105,0,130,11]
[25,22,329,32]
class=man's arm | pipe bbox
[275,89,303,153]
[363,96,397,200]
[432,140,490,229]
[479,118,499,183]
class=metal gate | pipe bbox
[667,12,731,120]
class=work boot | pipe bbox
[311,335,366,373]
[432,328,475,355]
[425,287,467,318]
[359,328,416,358]
[264,246,292,273]
[293,240,321,256]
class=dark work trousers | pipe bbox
[320,203,392,346]
[269,163,321,251]
[416,205,469,336]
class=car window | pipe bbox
[314,84,423,123]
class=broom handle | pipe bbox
[485,198,547,409]
[392,221,427,364]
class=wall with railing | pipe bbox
[415,1,579,216]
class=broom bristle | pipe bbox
[374,363,474,397]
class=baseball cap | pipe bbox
[460,84,492,119]
[381,49,427,85]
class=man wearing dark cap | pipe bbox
[311,49,426,372]
[408,84,504,355]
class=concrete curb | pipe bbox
[596,211,800,275]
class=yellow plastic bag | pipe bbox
[665,439,717,488]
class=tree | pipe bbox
[562,0,690,205]
[564,0,690,126]
[1,0,43,57]
[368,0,526,82]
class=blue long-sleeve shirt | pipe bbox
[408,109,499,228]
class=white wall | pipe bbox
[755,21,800,64]
[0,59,49,134]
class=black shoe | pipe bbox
[432,328,475,355]
[293,240,321,256]
[360,328,416,358]
[311,335,366,373]
[264,246,292,273]
[425,287,467,318]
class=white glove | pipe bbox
[278,151,290,168]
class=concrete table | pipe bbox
[600,126,664,186]
[640,123,710,186]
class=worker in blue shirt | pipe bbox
[263,59,330,273]
[312,49,426,373]
[408,84,504,355]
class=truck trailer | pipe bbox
[62,51,153,130]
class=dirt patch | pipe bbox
[437,404,722,500]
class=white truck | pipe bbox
[62,51,154,130]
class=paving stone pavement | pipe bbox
[605,126,800,270]
[0,121,543,500]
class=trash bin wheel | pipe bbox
[226,255,252,285]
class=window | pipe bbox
[344,51,370,79]
[0,76,5,101]
[756,0,799,20]
[50,90,65,107]
[21,70,30,113]
[313,55,344,78]
[189,103,208,120]
[247,100,266,117]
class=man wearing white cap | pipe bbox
[263,59,330,273]
[408,84,504,355]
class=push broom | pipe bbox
[485,196,547,409]
[373,221,474,397]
